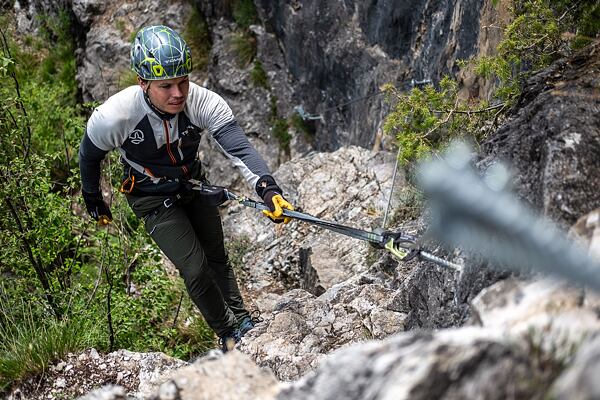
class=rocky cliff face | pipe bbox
[8,1,600,399]
[72,38,600,400]
[254,0,484,150]
[15,0,493,176]
[479,44,600,229]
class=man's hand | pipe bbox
[262,191,294,224]
[82,190,112,225]
[255,175,294,224]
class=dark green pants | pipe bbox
[126,192,249,337]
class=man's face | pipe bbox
[139,75,190,114]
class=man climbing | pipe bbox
[78,25,294,352]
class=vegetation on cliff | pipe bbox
[0,10,213,393]
[383,0,600,164]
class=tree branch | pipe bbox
[0,29,32,162]
[4,197,61,318]
[433,103,505,115]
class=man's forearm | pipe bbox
[79,131,108,193]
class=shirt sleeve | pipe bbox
[79,87,136,192]
[86,94,133,151]
[79,131,109,193]
[187,84,271,187]
[211,119,271,186]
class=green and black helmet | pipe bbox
[131,25,192,80]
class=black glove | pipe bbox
[256,176,294,224]
[255,175,282,199]
[82,190,112,224]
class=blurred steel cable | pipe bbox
[418,141,600,291]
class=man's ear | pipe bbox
[137,76,149,92]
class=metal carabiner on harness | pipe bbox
[120,175,136,194]
[163,197,175,208]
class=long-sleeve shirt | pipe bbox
[79,82,271,195]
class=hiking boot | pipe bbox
[238,317,254,336]
[238,310,263,337]
[219,330,240,353]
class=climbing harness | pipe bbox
[188,181,462,271]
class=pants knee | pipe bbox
[178,255,211,290]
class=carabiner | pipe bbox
[120,175,136,194]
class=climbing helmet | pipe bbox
[131,25,192,80]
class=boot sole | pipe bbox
[222,336,237,352]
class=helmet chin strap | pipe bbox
[143,84,176,121]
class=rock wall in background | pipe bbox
[254,0,485,150]
[15,0,498,183]
[479,43,600,229]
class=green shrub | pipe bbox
[574,2,600,48]
[233,0,258,30]
[382,77,498,164]
[268,96,291,154]
[34,10,79,101]
[272,118,291,155]
[383,0,600,166]
[290,112,316,138]
[0,9,216,392]
[94,245,215,358]
[184,8,211,72]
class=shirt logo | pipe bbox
[129,129,144,144]
[180,125,194,137]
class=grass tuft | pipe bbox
[233,0,258,30]
[250,60,269,89]
[184,8,211,73]
[231,32,256,67]
[0,298,97,391]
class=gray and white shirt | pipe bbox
[79,82,270,195]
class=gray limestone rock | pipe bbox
[75,0,194,102]
[254,0,485,150]
[162,351,279,400]
[78,385,127,400]
[222,146,404,304]
[238,282,409,380]
[72,0,106,28]
[479,43,600,230]
[551,335,600,400]
[14,0,70,34]
[277,330,547,400]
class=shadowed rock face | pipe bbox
[254,0,484,150]
[480,43,600,229]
